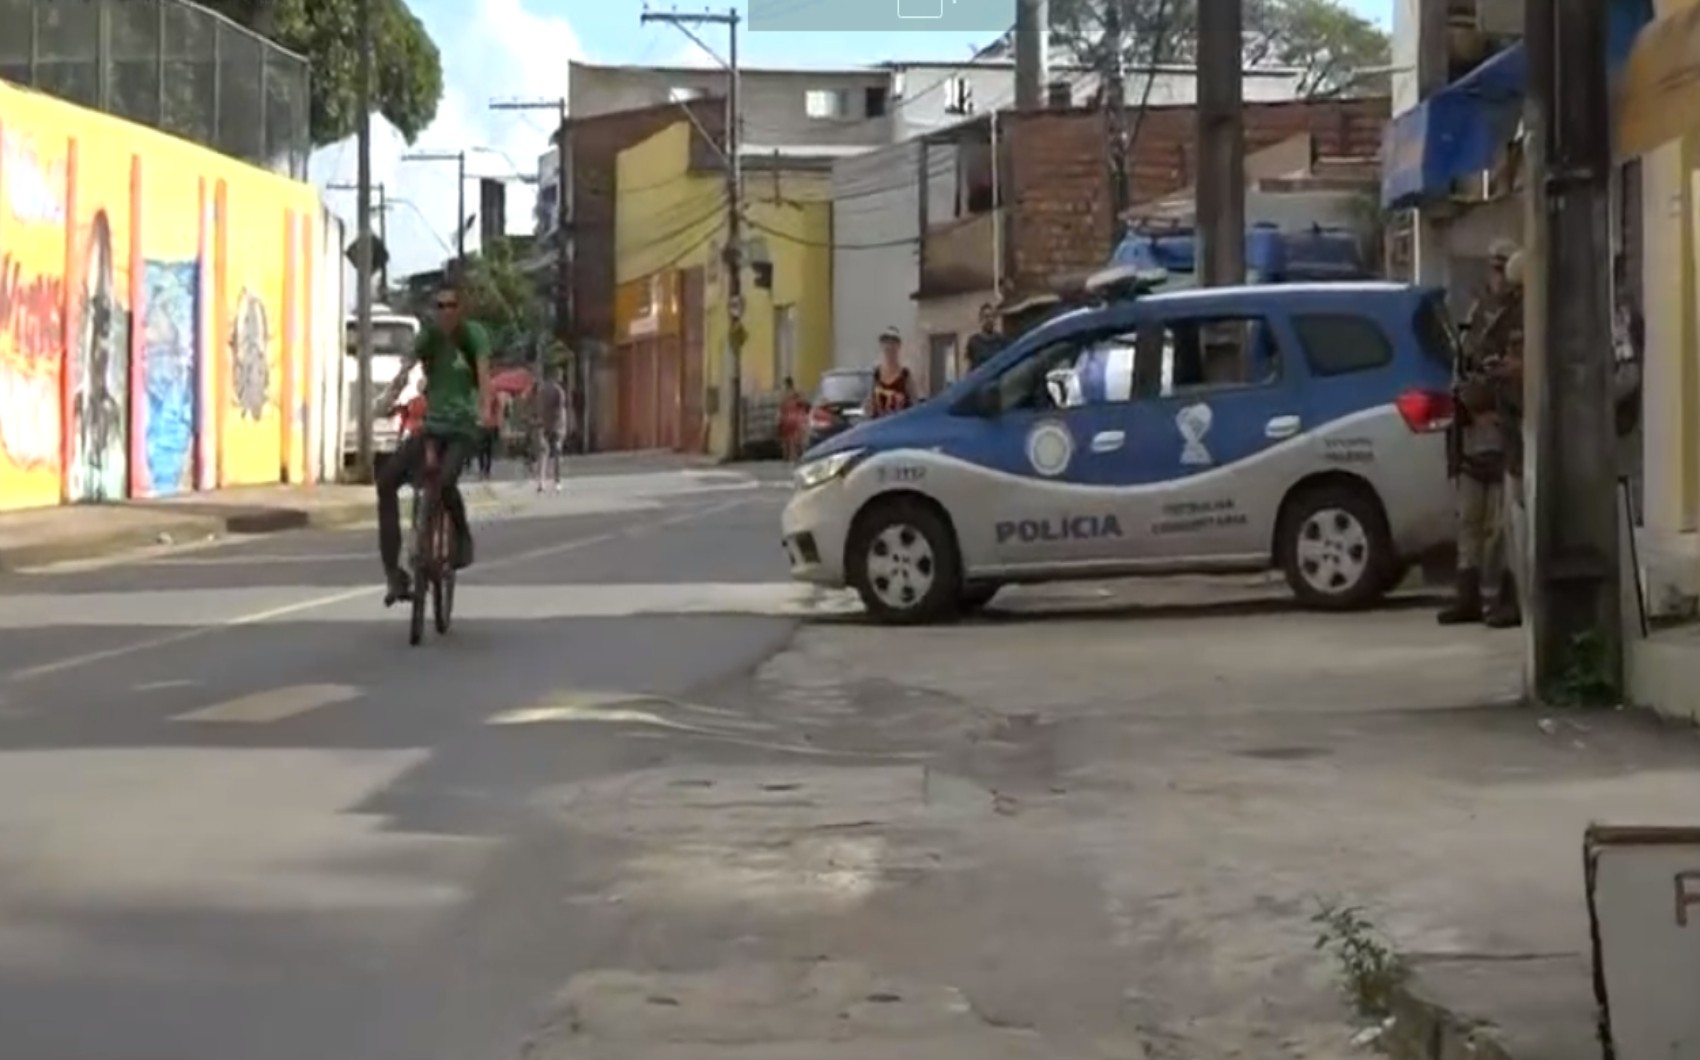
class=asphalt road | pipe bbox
[0,464,806,1060]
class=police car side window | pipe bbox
[994,339,1082,412]
[1150,315,1281,397]
[1291,314,1394,376]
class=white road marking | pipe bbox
[172,683,361,724]
[0,583,860,627]
[4,496,755,684]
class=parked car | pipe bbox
[806,368,874,449]
[781,268,1459,624]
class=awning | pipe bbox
[1382,0,1652,210]
[1380,44,1526,210]
[1616,1,1700,159]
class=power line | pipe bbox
[745,214,915,251]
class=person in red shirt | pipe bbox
[397,394,428,438]
[779,376,809,463]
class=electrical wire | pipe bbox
[744,214,915,251]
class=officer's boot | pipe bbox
[1436,569,1484,625]
[1484,571,1522,628]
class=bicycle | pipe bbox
[408,436,456,646]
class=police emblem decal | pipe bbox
[1176,403,1214,466]
[1026,420,1074,477]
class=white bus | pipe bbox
[344,305,422,464]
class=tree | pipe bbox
[1035,0,1390,99]
[459,239,543,356]
[198,0,444,147]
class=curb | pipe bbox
[1384,970,1517,1060]
[0,498,374,572]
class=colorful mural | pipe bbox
[0,118,69,510]
[0,79,334,510]
[140,259,198,496]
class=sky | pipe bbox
[309,0,1393,281]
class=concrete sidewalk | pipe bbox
[537,582,1700,1058]
[0,485,377,571]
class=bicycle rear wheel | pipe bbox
[409,492,434,646]
[431,508,454,634]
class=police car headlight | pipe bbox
[795,449,864,491]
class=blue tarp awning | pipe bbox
[1381,0,1653,210]
[1380,44,1526,210]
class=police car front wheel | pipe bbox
[1277,484,1395,611]
[847,499,962,625]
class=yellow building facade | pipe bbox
[1616,0,1700,720]
[613,121,833,455]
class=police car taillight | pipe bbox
[1395,389,1453,433]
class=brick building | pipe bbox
[902,97,1389,382]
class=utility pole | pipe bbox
[642,6,743,461]
[1103,0,1129,243]
[489,97,576,446]
[328,181,390,294]
[1196,0,1244,285]
[1014,0,1049,110]
[401,150,468,270]
[1524,0,1620,701]
[353,0,376,482]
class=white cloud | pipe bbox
[309,0,583,281]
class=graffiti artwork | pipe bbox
[0,252,64,475]
[66,209,130,502]
[141,260,198,495]
[230,288,270,421]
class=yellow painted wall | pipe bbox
[614,123,834,455]
[1630,0,1700,580]
[0,79,322,509]
[614,123,722,284]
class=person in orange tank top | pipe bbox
[865,326,916,418]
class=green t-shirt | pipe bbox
[414,321,489,437]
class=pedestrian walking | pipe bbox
[532,366,570,492]
[779,376,809,463]
[865,326,916,419]
[963,302,1006,374]
[476,393,500,479]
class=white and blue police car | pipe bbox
[782,266,1460,624]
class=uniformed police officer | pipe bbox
[1438,240,1518,626]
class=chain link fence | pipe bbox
[0,0,310,179]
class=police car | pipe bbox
[780,267,1461,624]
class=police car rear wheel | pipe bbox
[848,501,960,625]
[1279,486,1393,611]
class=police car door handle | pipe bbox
[1265,415,1301,439]
[1090,429,1125,452]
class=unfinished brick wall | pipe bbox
[1000,97,1390,296]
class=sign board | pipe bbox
[1586,825,1700,1059]
[345,233,389,274]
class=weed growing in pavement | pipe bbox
[1311,900,1409,1019]
[1551,630,1619,709]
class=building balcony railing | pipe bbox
[0,0,310,179]
[919,209,999,297]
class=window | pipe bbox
[945,76,974,115]
[1413,296,1461,369]
[864,85,889,117]
[805,89,849,119]
[1144,316,1282,396]
[668,86,703,103]
[345,321,417,357]
[1291,314,1394,377]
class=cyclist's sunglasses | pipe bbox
[434,298,459,310]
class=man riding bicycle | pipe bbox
[373,278,492,604]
